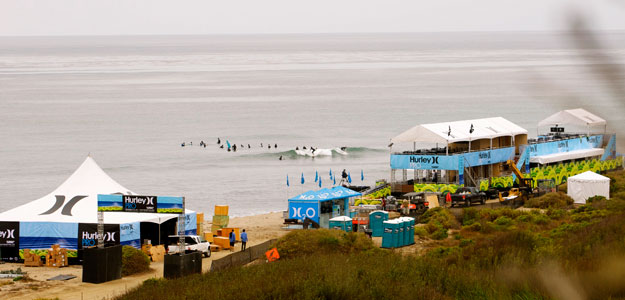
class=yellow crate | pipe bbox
[214,205,229,216]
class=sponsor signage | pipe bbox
[78,223,120,250]
[390,154,459,170]
[528,135,603,157]
[98,194,183,214]
[0,222,19,248]
[550,127,565,133]
[123,195,157,213]
[288,201,319,223]
[463,147,515,167]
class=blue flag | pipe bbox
[286,175,290,187]
[348,172,352,184]
[319,176,322,187]
[315,171,318,182]
[333,176,336,186]
[301,173,305,184]
[361,169,364,181]
[329,169,333,178]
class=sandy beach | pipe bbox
[0,212,288,300]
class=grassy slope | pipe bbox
[119,170,625,300]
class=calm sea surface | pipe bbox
[1,32,624,216]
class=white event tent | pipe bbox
[392,117,527,144]
[537,108,607,133]
[567,171,610,204]
[0,156,195,261]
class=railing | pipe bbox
[393,144,515,156]
[210,239,278,272]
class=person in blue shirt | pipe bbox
[229,230,235,252]
[240,229,248,251]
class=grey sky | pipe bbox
[0,0,623,36]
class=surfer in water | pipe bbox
[274,144,277,149]
[268,144,271,149]
[233,144,237,152]
[279,155,283,160]
[181,142,185,147]
[220,145,224,149]
[340,147,347,151]
[217,138,221,145]
[296,146,299,150]
[303,146,307,150]
[248,144,251,149]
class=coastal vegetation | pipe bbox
[118,171,625,300]
[121,246,151,276]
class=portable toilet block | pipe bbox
[369,210,389,237]
[329,216,352,232]
[382,220,394,248]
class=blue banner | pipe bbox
[390,154,460,170]
[120,222,141,249]
[184,212,197,235]
[288,201,319,223]
[529,135,603,157]
[19,222,78,250]
[463,147,515,167]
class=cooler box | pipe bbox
[369,210,389,237]
[382,221,394,248]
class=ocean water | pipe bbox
[1,32,625,217]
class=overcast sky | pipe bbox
[0,0,623,36]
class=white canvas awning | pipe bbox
[392,117,527,144]
[529,148,604,165]
[567,171,610,204]
[0,156,192,224]
[537,108,606,128]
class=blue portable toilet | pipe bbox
[402,218,411,246]
[382,220,394,248]
[329,216,352,232]
[397,218,405,247]
[369,210,389,237]
[391,220,400,248]
[404,217,415,245]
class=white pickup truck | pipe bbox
[167,235,211,257]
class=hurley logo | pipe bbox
[0,229,15,239]
[40,195,87,216]
[409,156,439,164]
[124,196,154,205]
[82,231,116,242]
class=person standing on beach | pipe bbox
[240,229,248,251]
[229,230,236,252]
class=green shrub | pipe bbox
[122,246,150,276]
[414,226,428,237]
[546,209,566,220]
[461,207,479,226]
[430,227,448,240]
[494,216,513,227]
[274,229,377,259]
[525,192,574,209]
[463,222,482,232]
[587,195,607,203]
[532,214,550,225]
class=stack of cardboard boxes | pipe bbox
[23,249,43,267]
[141,243,166,262]
[45,244,68,268]
[211,205,229,233]
[196,213,204,234]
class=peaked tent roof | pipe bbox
[392,117,527,144]
[568,171,610,183]
[288,186,361,202]
[0,156,192,224]
[537,108,606,127]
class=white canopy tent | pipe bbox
[392,117,527,144]
[567,171,610,204]
[537,108,607,133]
[0,156,192,224]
